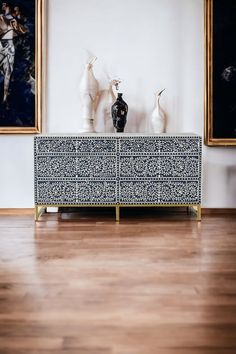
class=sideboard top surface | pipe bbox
[35,133,201,139]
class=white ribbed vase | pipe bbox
[79,62,99,133]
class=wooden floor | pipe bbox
[0,207,236,354]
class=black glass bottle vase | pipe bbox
[111,93,128,132]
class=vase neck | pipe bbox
[155,95,161,107]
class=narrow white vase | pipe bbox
[151,89,166,134]
[79,58,99,133]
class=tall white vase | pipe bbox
[151,89,166,133]
[79,58,99,133]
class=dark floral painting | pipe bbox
[0,0,42,133]
[205,0,236,145]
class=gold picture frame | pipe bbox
[205,0,236,146]
[0,0,44,134]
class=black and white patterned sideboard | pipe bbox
[34,134,202,221]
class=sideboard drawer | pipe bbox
[35,137,117,154]
[36,154,117,179]
[120,155,200,178]
[119,136,200,154]
[36,180,117,205]
[119,180,200,204]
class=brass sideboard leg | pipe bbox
[116,206,120,222]
[35,206,39,221]
[35,206,45,221]
[189,205,201,221]
[197,205,201,221]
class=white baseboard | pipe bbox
[46,207,59,213]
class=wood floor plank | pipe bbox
[0,209,236,353]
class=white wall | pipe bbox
[0,0,235,208]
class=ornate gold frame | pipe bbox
[0,0,44,134]
[205,0,236,146]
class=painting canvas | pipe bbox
[205,0,236,145]
[0,0,42,133]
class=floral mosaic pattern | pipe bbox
[120,156,199,178]
[35,135,201,206]
[159,138,199,153]
[37,181,77,204]
[119,180,199,204]
[37,155,77,178]
[120,181,159,203]
[36,137,116,154]
[120,137,200,154]
[77,156,117,178]
[120,139,159,153]
[37,155,117,178]
[36,139,77,153]
[77,181,117,203]
[77,139,116,153]
[160,181,199,203]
